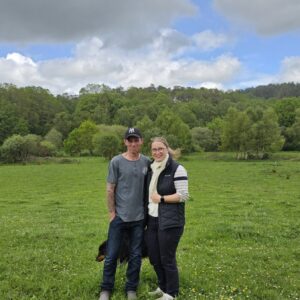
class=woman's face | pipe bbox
[151,141,168,162]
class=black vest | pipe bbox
[147,156,185,230]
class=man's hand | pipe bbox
[109,211,116,222]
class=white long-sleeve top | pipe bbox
[148,164,189,217]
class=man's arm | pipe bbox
[106,182,116,222]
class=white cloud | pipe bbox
[153,29,191,55]
[0,0,196,48]
[0,53,42,86]
[1,0,299,94]
[279,56,300,82]
[192,30,230,51]
[0,37,242,94]
[6,53,36,66]
[196,82,224,90]
[151,29,231,56]
[214,0,300,35]
[168,55,241,85]
[225,56,300,90]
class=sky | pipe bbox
[0,0,300,95]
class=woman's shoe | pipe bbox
[127,291,137,300]
[148,287,164,297]
[155,293,174,300]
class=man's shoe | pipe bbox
[99,290,111,300]
[148,287,164,297]
[127,291,137,300]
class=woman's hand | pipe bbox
[151,192,161,203]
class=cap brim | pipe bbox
[126,134,141,139]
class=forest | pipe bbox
[0,82,300,162]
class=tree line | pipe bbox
[0,82,300,162]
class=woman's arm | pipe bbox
[150,165,189,203]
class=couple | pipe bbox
[99,128,189,300]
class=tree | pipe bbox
[64,120,98,155]
[93,133,119,159]
[135,116,156,152]
[11,86,64,136]
[172,104,198,128]
[96,124,127,152]
[77,120,98,153]
[63,128,82,155]
[191,127,218,151]
[188,100,217,126]
[273,99,299,127]
[53,112,74,139]
[74,92,121,125]
[0,100,29,144]
[136,115,153,134]
[290,108,300,150]
[221,108,252,159]
[221,107,284,159]
[207,117,224,151]
[79,83,111,95]
[155,110,192,152]
[284,108,300,150]
[44,128,63,149]
[247,108,284,157]
[113,107,135,127]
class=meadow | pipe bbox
[0,153,299,300]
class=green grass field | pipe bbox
[0,153,299,300]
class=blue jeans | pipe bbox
[100,216,144,292]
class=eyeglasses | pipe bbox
[151,147,166,153]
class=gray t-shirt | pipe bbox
[107,154,149,222]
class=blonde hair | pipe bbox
[150,137,181,160]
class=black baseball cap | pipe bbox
[124,127,142,139]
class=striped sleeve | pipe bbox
[174,165,189,202]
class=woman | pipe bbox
[145,137,189,300]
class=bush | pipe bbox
[44,128,63,149]
[93,133,120,159]
[24,134,42,156]
[0,134,59,163]
[0,135,30,163]
[39,141,56,157]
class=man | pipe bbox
[99,128,150,300]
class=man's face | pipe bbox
[124,137,143,153]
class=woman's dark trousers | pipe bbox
[145,215,184,297]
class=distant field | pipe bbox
[0,153,299,300]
